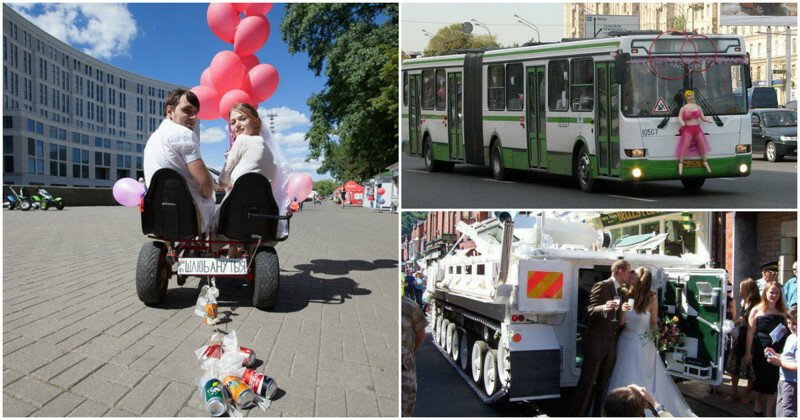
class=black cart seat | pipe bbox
[141,168,200,240]
[217,172,285,242]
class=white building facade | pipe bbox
[3,5,183,187]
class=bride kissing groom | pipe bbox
[574,259,695,417]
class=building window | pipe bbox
[72,148,90,179]
[49,144,67,177]
[27,137,44,175]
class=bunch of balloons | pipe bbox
[192,3,279,121]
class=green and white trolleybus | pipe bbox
[401,32,753,192]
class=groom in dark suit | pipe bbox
[574,259,633,417]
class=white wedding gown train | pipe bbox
[605,309,696,417]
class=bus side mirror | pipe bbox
[744,63,753,89]
[614,53,629,85]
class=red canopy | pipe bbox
[343,181,363,193]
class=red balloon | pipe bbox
[246,3,272,15]
[207,3,240,43]
[240,74,254,98]
[248,63,279,103]
[191,86,221,120]
[240,54,260,71]
[210,51,245,94]
[200,68,213,88]
[219,89,254,120]
[368,196,374,201]
[232,3,250,12]
[377,188,385,195]
[234,15,270,57]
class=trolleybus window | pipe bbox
[421,69,435,110]
[689,61,747,115]
[435,69,446,110]
[548,59,569,111]
[506,63,524,111]
[487,65,505,111]
[403,71,408,106]
[570,58,594,112]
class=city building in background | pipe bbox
[564,2,797,103]
[402,211,491,272]
[3,5,183,188]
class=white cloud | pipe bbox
[258,106,310,133]
[199,127,228,144]
[11,4,138,60]
[273,132,307,147]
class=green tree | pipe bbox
[424,24,499,56]
[281,4,398,182]
[313,179,338,196]
[402,211,427,236]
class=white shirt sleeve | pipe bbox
[176,131,202,164]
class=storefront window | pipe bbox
[641,221,660,235]
[664,220,696,256]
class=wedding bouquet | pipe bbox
[639,316,685,353]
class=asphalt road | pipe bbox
[401,153,797,209]
[413,322,738,417]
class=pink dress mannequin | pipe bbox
[676,90,712,175]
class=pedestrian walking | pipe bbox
[402,296,427,417]
[340,189,347,209]
[414,272,425,309]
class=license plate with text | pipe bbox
[178,258,247,275]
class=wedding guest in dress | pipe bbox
[725,278,760,403]
[745,282,789,416]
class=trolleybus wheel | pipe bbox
[472,340,489,383]
[423,139,454,172]
[680,177,705,190]
[483,349,500,395]
[574,145,595,192]
[491,143,509,181]
[446,322,456,356]
[459,333,471,371]
[450,328,462,362]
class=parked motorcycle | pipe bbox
[34,189,64,210]
[5,187,32,211]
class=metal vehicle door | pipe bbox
[595,61,620,177]
[750,113,764,154]
[526,66,547,169]
[448,72,464,160]
[660,268,727,385]
[409,74,422,155]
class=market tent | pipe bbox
[335,181,364,205]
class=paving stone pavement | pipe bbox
[3,203,399,416]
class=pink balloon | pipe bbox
[286,173,314,203]
[191,86,221,121]
[219,89,254,120]
[234,15,270,57]
[240,54,260,71]
[246,3,272,15]
[210,51,246,94]
[200,68,213,88]
[207,3,240,43]
[113,178,145,207]
[377,188,385,195]
[232,3,250,12]
[248,63,279,103]
[240,75,254,98]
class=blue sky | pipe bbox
[11,3,332,180]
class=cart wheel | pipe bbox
[136,242,169,305]
[459,332,471,371]
[252,246,280,310]
[472,340,488,383]
[483,349,499,395]
[56,201,64,210]
[19,200,31,211]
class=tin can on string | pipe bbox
[199,343,222,362]
[204,302,219,324]
[198,372,227,416]
[222,375,257,409]
[242,368,278,399]
[239,346,256,367]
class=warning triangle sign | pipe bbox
[653,97,670,113]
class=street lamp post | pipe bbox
[470,18,493,40]
[421,29,434,38]
[513,14,541,43]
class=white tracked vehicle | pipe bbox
[427,213,727,403]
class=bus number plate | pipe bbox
[641,128,659,136]
[683,160,703,168]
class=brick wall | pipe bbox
[756,212,796,268]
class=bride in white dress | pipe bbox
[605,267,696,417]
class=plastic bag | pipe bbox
[195,285,220,325]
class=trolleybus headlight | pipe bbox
[739,164,749,173]
[631,168,643,178]
[735,144,751,153]
[624,149,647,158]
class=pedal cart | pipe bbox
[136,169,290,310]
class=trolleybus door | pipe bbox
[448,72,463,160]
[595,62,620,177]
[526,66,547,169]
[409,74,422,155]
